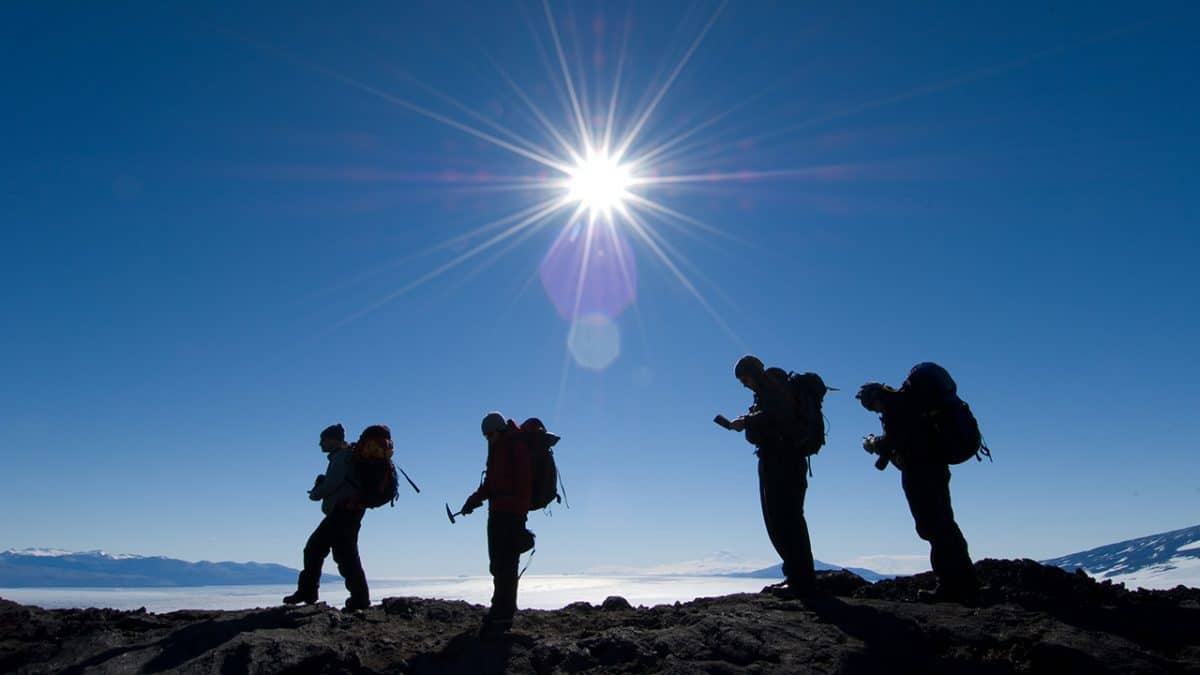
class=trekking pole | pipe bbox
[518,548,535,578]
[445,503,464,524]
[397,465,421,493]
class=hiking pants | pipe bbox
[486,511,528,622]
[758,453,816,587]
[901,463,977,592]
[297,508,369,603]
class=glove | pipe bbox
[862,435,879,454]
[460,498,478,515]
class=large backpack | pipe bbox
[350,425,400,509]
[902,363,990,465]
[520,418,562,511]
[788,371,829,456]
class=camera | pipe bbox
[863,435,892,471]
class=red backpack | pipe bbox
[519,418,562,511]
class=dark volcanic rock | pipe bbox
[2,560,1198,674]
[600,596,632,612]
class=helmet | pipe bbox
[734,355,764,380]
[481,412,507,435]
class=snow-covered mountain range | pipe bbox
[10,525,1198,591]
[0,549,320,587]
[727,561,890,583]
[1041,523,1200,590]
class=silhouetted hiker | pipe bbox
[857,363,984,604]
[721,355,824,600]
[459,411,537,639]
[283,423,371,611]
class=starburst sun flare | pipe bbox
[316,0,760,373]
[563,148,635,221]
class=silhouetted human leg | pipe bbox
[758,455,816,590]
[288,516,335,602]
[486,512,525,626]
[329,509,369,607]
[901,463,977,596]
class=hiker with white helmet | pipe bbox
[458,411,538,639]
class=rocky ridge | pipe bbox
[2,559,1198,674]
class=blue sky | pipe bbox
[2,1,1197,578]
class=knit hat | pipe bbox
[320,424,345,443]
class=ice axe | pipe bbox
[397,465,421,493]
[445,503,465,524]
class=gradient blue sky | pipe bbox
[2,1,1197,578]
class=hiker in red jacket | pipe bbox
[460,411,535,638]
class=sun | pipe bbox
[564,148,634,220]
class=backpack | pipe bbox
[520,418,562,511]
[787,371,829,456]
[902,363,990,465]
[350,425,400,509]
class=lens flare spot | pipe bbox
[539,223,637,320]
[567,314,621,371]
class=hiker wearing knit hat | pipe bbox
[283,423,371,612]
[319,424,347,451]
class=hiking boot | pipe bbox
[760,580,790,594]
[764,578,817,600]
[282,590,318,606]
[767,585,801,599]
[342,596,371,612]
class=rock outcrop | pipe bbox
[2,559,1198,674]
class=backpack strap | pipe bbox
[556,469,569,509]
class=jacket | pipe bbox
[468,420,533,515]
[744,368,806,457]
[308,447,363,515]
[873,391,938,468]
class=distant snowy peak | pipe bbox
[3,548,75,558]
[592,551,889,582]
[0,548,311,587]
[727,561,891,583]
[1042,523,1200,590]
[2,548,145,561]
